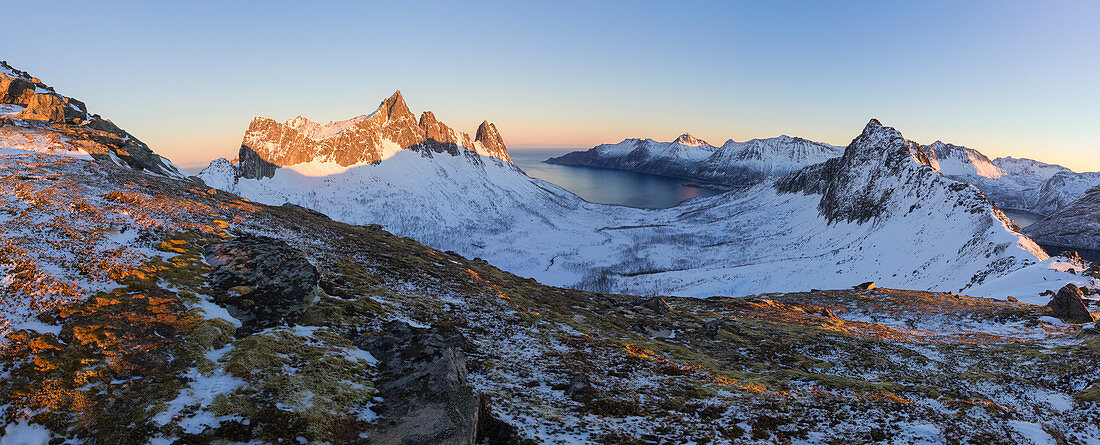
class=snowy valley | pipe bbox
[200,94,1095,304]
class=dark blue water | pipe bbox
[511,149,723,209]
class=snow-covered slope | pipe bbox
[922,141,1003,178]
[917,144,1100,215]
[201,117,1088,300]
[0,60,185,178]
[1031,170,1100,216]
[1025,184,1100,250]
[547,133,842,185]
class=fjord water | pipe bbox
[1001,209,1044,228]
[510,149,723,208]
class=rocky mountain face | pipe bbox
[1025,184,1100,250]
[3,148,1100,444]
[547,132,842,185]
[232,91,511,180]
[0,61,184,178]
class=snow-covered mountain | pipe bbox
[546,133,843,185]
[233,90,510,180]
[917,143,1100,215]
[551,132,1100,217]
[0,60,184,177]
[1025,184,1100,251]
[201,112,1088,301]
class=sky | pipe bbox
[5,0,1099,171]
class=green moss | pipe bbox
[1074,384,1100,403]
[213,327,377,443]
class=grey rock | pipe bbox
[204,234,319,332]
[854,281,877,291]
[357,321,481,445]
[1047,284,1097,324]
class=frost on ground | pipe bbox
[2,152,1099,444]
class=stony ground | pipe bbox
[1,152,1099,444]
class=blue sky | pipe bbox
[6,0,1099,170]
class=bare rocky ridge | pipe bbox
[0,60,184,178]
[234,91,511,180]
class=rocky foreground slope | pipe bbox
[3,149,1100,444]
[0,61,184,178]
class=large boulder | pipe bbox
[357,321,481,444]
[1047,284,1097,324]
[16,93,67,122]
[204,234,319,332]
[0,74,36,104]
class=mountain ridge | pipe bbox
[233,91,511,180]
[547,132,843,185]
[200,116,1081,301]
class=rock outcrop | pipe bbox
[1047,284,1097,324]
[0,60,185,178]
[778,120,994,224]
[358,321,482,444]
[204,234,319,332]
[234,91,512,180]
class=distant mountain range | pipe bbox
[546,134,843,186]
[198,98,1089,300]
[549,134,1100,217]
[231,90,509,181]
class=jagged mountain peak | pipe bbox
[232,91,513,179]
[779,119,984,224]
[673,133,709,146]
[380,90,413,121]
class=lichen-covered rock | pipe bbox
[204,234,319,332]
[0,74,36,105]
[15,94,68,122]
[1047,284,1097,323]
[357,321,481,444]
